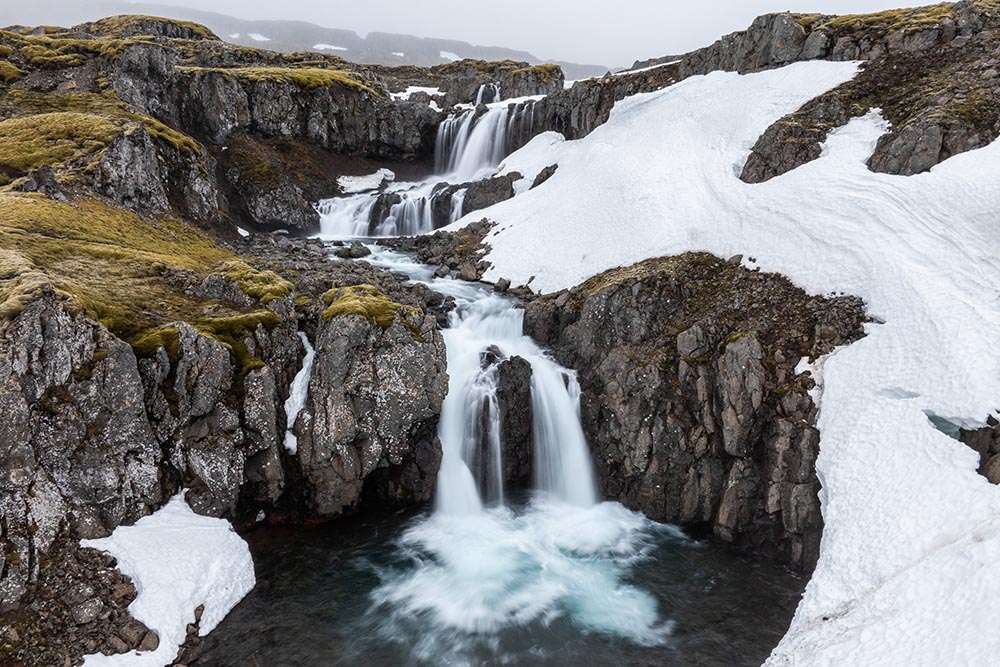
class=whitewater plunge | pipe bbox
[317,84,541,238]
[198,245,806,666]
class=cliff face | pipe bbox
[523,254,867,570]
[513,1,1000,177]
[0,240,449,617]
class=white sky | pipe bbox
[2,1,932,66]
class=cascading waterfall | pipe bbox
[360,246,670,655]
[319,83,530,239]
[282,332,315,454]
[448,188,466,223]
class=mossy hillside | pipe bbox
[0,29,158,69]
[176,65,381,95]
[322,284,421,329]
[0,192,238,337]
[80,15,218,41]
[0,112,121,185]
[815,3,955,36]
[219,259,293,305]
[0,60,23,83]
[511,63,561,84]
[0,89,199,154]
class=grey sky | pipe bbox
[4,0,922,66]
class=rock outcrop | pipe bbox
[0,240,450,630]
[523,253,866,570]
[960,416,1000,484]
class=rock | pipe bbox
[295,295,448,516]
[70,598,104,625]
[138,630,160,652]
[522,252,866,570]
[497,356,533,486]
[434,265,450,278]
[495,278,511,293]
[531,164,558,189]
[334,241,373,259]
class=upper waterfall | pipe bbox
[318,84,540,239]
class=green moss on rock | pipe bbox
[218,259,293,304]
[177,65,381,95]
[322,284,418,328]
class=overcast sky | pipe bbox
[4,1,924,66]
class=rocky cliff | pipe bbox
[523,254,867,570]
[512,1,1000,177]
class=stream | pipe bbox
[200,85,805,666]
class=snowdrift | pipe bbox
[450,60,1000,665]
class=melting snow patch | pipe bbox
[440,50,461,62]
[313,43,348,51]
[81,494,254,667]
[228,33,240,39]
[393,51,405,57]
[447,60,1000,665]
[390,86,444,101]
[337,168,396,194]
[247,33,270,42]
[613,60,682,76]
[236,226,250,238]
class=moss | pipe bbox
[83,15,218,40]
[322,284,418,328]
[0,111,120,182]
[176,65,382,95]
[0,90,199,154]
[196,310,282,394]
[0,193,237,336]
[0,45,13,57]
[0,60,23,83]
[816,3,955,34]
[218,260,293,304]
[512,63,561,84]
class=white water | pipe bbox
[282,331,315,454]
[318,84,532,239]
[359,246,674,652]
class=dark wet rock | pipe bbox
[523,252,866,570]
[0,538,152,666]
[295,299,448,516]
[960,415,1000,484]
[497,355,533,486]
[530,164,558,189]
[383,220,493,281]
[334,241,373,259]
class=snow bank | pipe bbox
[337,168,396,194]
[247,33,270,42]
[390,86,444,101]
[613,60,681,76]
[81,495,255,667]
[440,50,461,62]
[449,60,1000,665]
[313,43,348,51]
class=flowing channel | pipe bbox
[317,84,539,238]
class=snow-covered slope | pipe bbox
[449,60,1000,665]
[80,495,255,666]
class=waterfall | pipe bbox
[283,331,315,454]
[318,83,532,239]
[449,188,466,223]
[363,247,597,514]
[474,82,501,105]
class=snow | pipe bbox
[390,86,444,101]
[440,50,461,62]
[337,168,396,194]
[81,494,255,667]
[448,60,1000,665]
[614,60,682,76]
[228,33,240,39]
[236,226,250,238]
[313,43,348,51]
[247,33,270,42]
[393,51,405,57]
